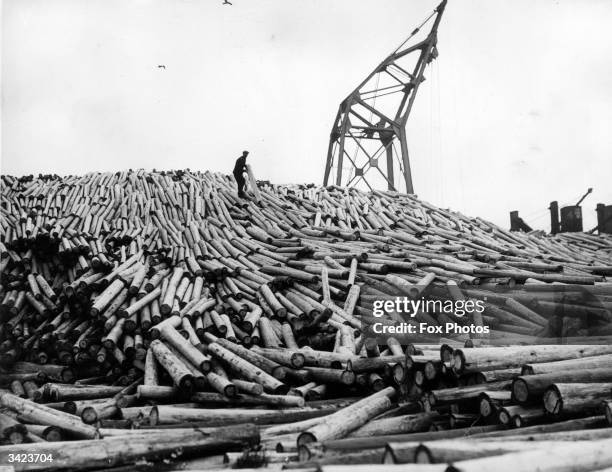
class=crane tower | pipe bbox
[323,1,447,193]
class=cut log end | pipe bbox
[479,398,493,418]
[382,448,398,464]
[224,385,238,398]
[498,409,510,425]
[63,401,78,414]
[604,401,612,426]
[7,430,27,444]
[296,431,317,447]
[512,379,529,404]
[291,353,306,369]
[414,446,433,464]
[81,407,98,424]
[424,362,437,380]
[271,366,287,381]
[543,386,562,415]
[178,378,194,393]
[393,364,405,383]
[147,406,159,426]
[340,370,356,385]
[452,351,466,373]
[44,427,64,442]
[521,365,534,375]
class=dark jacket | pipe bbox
[233,156,247,177]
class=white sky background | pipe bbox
[2,0,612,231]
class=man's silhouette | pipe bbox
[233,151,248,198]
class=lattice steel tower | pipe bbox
[323,1,447,193]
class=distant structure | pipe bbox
[510,188,612,234]
[509,211,533,233]
[550,188,592,234]
[596,203,612,234]
[323,1,447,194]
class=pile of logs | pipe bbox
[0,170,611,471]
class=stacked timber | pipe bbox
[0,170,611,471]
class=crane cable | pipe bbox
[336,2,440,189]
[393,8,438,55]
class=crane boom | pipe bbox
[323,1,447,193]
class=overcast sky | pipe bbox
[2,0,611,231]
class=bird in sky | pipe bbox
[223,0,232,5]
[157,65,166,69]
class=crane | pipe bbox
[323,1,447,193]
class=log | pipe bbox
[297,387,396,446]
[453,345,612,374]
[543,383,612,416]
[350,412,440,438]
[160,323,212,372]
[150,340,194,392]
[155,405,340,426]
[205,342,288,394]
[521,353,612,375]
[0,424,259,471]
[447,438,612,472]
[512,368,612,404]
[0,411,27,444]
[0,390,99,439]
[411,440,565,465]
[497,405,545,427]
[300,425,504,456]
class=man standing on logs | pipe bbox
[233,151,248,198]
